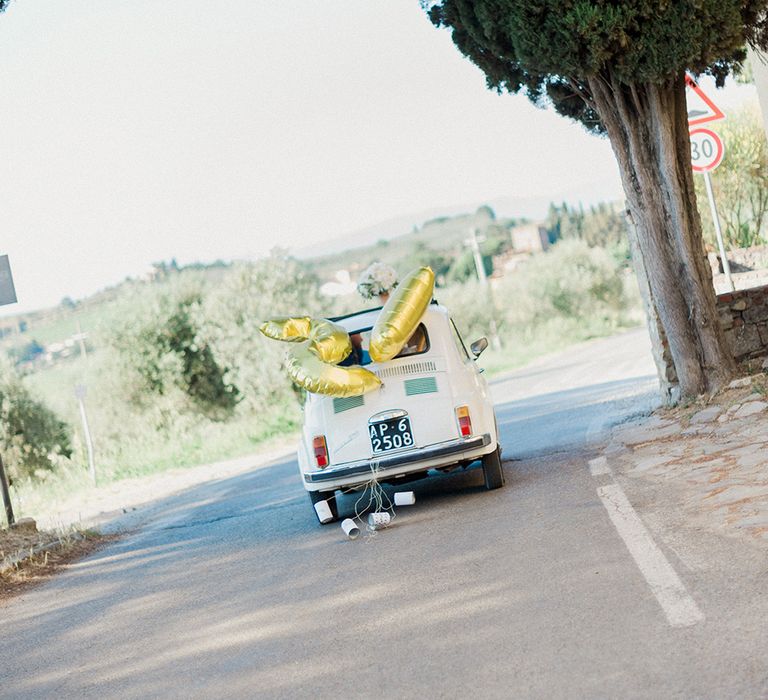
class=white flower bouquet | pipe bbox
[356,262,399,300]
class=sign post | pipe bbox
[75,384,97,486]
[74,320,96,484]
[0,256,16,525]
[686,78,733,292]
[702,166,734,292]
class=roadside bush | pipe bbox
[0,358,71,480]
[694,104,768,249]
[436,280,502,343]
[109,276,239,420]
[500,239,627,324]
[441,239,634,348]
[201,252,325,410]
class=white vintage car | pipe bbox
[298,302,503,523]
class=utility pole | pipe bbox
[73,320,88,360]
[464,227,502,350]
[75,384,97,486]
[0,453,14,527]
[74,322,96,485]
[466,227,489,285]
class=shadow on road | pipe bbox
[3,372,661,697]
[3,453,538,698]
[495,374,659,458]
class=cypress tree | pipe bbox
[425,1,767,397]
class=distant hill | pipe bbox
[304,204,527,285]
[1,194,626,361]
[293,190,613,260]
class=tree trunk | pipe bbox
[586,72,735,399]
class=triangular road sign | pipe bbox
[685,75,725,126]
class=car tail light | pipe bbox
[456,406,472,437]
[313,436,328,468]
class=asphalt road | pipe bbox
[490,328,660,457]
[3,328,768,699]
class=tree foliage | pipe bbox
[8,339,44,365]
[0,358,71,480]
[111,280,239,419]
[424,0,763,397]
[545,201,628,252]
[425,1,765,133]
[201,252,325,410]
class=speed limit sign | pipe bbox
[689,127,724,172]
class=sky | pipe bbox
[0,0,759,313]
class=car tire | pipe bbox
[482,446,505,490]
[309,490,339,524]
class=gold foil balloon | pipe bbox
[259,317,313,343]
[259,316,352,364]
[286,344,382,398]
[259,316,381,397]
[305,318,355,365]
[260,267,434,397]
[369,266,435,363]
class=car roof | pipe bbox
[329,301,445,334]
[329,307,383,333]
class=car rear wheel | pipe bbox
[482,447,505,490]
[309,490,339,524]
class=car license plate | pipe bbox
[369,416,414,453]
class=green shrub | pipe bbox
[694,104,768,249]
[109,277,239,420]
[201,253,325,411]
[0,358,72,480]
[436,280,501,343]
[441,239,634,349]
[499,239,627,325]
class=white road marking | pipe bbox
[597,482,705,628]
[588,456,611,476]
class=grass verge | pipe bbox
[0,526,113,602]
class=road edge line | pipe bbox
[597,482,704,628]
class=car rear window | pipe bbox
[341,323,430,366]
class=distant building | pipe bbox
[0,317,28,339]
[492,222,549,276]
[510,223,549,253]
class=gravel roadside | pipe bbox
[607,373,768,548]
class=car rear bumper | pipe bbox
[303,433,492,485]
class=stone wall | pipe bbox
[709,245,768,274]
[709,246,768,295]
[717,284,768,361]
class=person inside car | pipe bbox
[339,333,370,367]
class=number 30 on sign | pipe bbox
[689,127,724,172]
